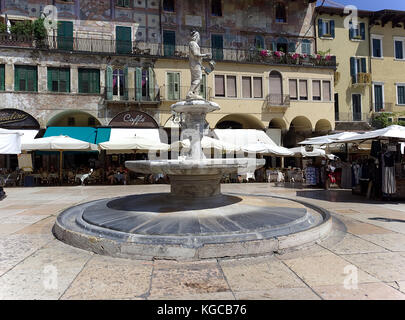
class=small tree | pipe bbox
[0,22,6,33]
[372,112,392,129]
[10,20,34,37]
[33,18,47,40]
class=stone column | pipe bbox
[37,65,47,93]
[100,69,106,95]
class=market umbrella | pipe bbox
[170,136,241,152]
[299,132,359,145]
[289,146,338,160]
[242,142,294,156]
[336,125,405,143]
[98,136,170,153]
[21,135,98,181]
[0,128,23,154]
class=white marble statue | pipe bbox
[186,30,212,101]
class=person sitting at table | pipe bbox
[40,168,49,185]
[106,166,116,185]
[67,170,75,184]
[114,166,128,185]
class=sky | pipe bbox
[317,0,405,11]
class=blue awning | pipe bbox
[43,127,111,144]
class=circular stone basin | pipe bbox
[53,193,332,261]
[125,158,265,176]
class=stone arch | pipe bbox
[215,114,265,130]
[47,110,101,127]
[269,118,287,131]
[315,119,332,134]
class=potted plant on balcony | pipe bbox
[33,18,48,48]
[9,20,34,47]
[288,53,300,65]
[273,50,285,63]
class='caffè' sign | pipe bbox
[109,111,158,128]
[0,109,40,129]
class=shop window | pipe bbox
[275,3,287,23]
[14,65,37,92]
[48,67,70,93]
[211,0,222,17]
[0,65,5,91]
[78,69,100,94]
[163,0,175,12]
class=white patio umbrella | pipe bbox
[170,136,241,152]
[289,146,338,160]
[21,135,98,181]
[98,136,170,153]
[242,142,294,156]
[338,125,405,143]
[0,128,23,154]
[299,132,359,145]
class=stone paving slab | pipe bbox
[61,255,153,300]
[313,282,405,300]
[219,257,306,292]
[149,260,231,299]
[234,287,321,300]
[0,240,92,299]
[356,233,405,252]
[342,252,405,282]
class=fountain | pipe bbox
[53,31,332,261]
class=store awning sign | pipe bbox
[0,109,40,129]
[109,111,158,128]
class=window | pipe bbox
[116,0,130,7]
[242,77,252,98]
[226,75,237,98]
[349,22,366,41]
[301,40,311,55]
[253,77,263,98]
[397,84,405,105]
[163,30,176,56]
[323,81,331,102]
[78,69,100,94]
[57,21,73,51]
[163,0,175,12]
[395,38,405,60]
[116,26,132,54]
[0,65,4,91]
[255,36,265,50]
[350,57,367,84]
[312,80,321,101]
[318,19,335,38]
[211,34,224,60]
[372,35,383,58]
[275,3,286,23]
[374,83,384,111]
[211,0,222,17]
[113,69,125,99]
[167,72,180,100]
[215,75,225,97]
[289,79,298,100]
[48,67,70,93]
[15,65,37,92]
[299,80,308,100]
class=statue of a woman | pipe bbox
[186,30,211,100]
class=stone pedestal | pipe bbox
[169,174,222,198]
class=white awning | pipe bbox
[0,128,23,154]
[213,129,293,156]
[21,135,97,151]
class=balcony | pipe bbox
[264,94,290,110]
[159,86,212,102]
[0,34,337,68]
[105,86,161,104]
[335,112,371,122]
[352,73,372,86]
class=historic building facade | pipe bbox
[0,0,336,146]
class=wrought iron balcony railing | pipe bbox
[352,73,372,86]
[104,86,161,103]
[0,34,337,67]
[265,94,291,108]
[373,102,394,113]
[159,86,212,102]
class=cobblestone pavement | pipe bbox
[1,184,405,300]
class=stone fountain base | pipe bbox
[53,191,332,261]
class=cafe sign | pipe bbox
[109,111,158,128]
[0,109,40,129]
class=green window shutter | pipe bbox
[123,66,129,100]
[318,19,323,37]
[148,67,155,101]
[61,68,70,93]
[106,66,113,100]
[0,65,5,91]
[174,72,180,100]
[14,66,20,91]
[93,69,100,94]
[167,72,174,100]
[27,67,37,92]
[330,20,335,38]
[78,69,83,93]
[361,58,367,73]
[47,68,53,92]
[58,21,74,51]
[163,30,176,56]
[350,57,356,84]
[211,34,224,60]
[116,26,132,54]
[360,23,366,40]
[135,67,142,101]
